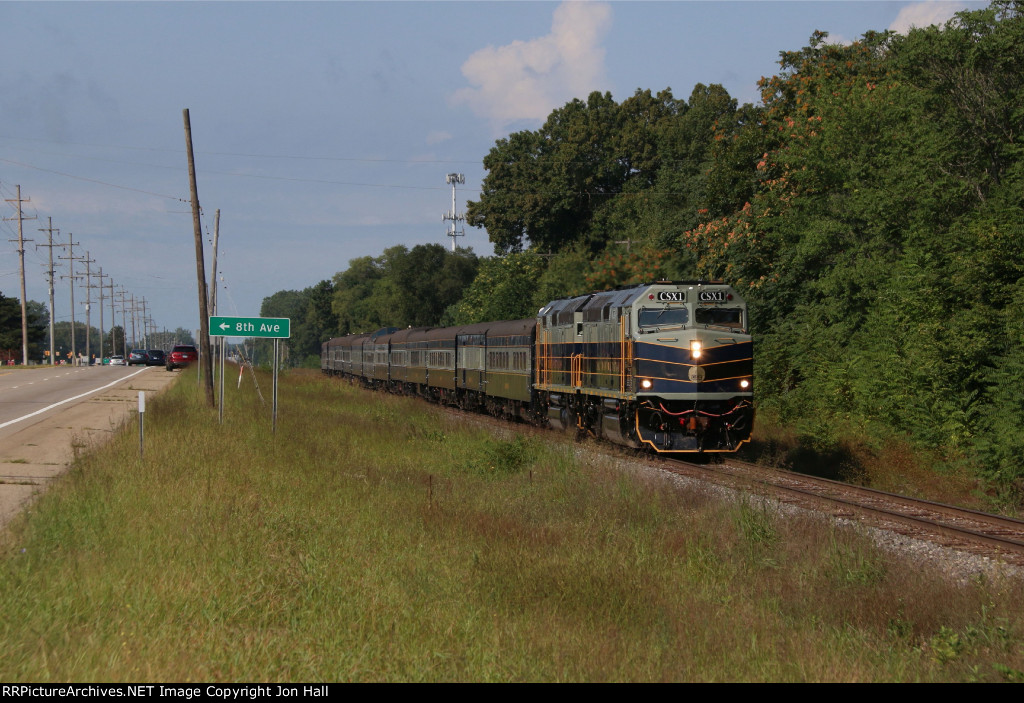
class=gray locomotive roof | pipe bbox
[539,285,647,317]
[540,282,731,317]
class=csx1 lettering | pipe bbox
[699,290,726,302]
[657,291,685,302]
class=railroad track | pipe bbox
[352,384,1024,571]
[659,457,1024,567]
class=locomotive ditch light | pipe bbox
[640,378,653,390]
[689,340,702,360]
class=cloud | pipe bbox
[451,1,612,131]
[889,1,974,35]
[426,130,452,145]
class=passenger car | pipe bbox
[166,344,198,371]
[146,349,166,366]
[109,355,126,366]
[128,349,149,366]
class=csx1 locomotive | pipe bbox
[322,281,753,453]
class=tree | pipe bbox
[0,293,47,362]
[332,255,385,335]
[293,280,338,366]
[331,245,479,333]
[467,89,691,255]
[442,251,547,325]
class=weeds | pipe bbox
[824,531,886,587]
[0,368,1022,681]
[735,500,779,568]
[470,435,536,478]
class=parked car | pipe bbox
[146,349,166,366]
[109,355,126,366]
[166,344,198,371]
[128,349,149,366]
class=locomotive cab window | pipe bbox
[638,307,689,329]
[695,307,744,330]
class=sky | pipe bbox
[0,0,985,341]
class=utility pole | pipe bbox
[80,251,95,364]
[140,298,149,348]
[183,108,215,406]
[115,287,129,352]
[36,218,60,364]
[91,269,109,362]
[209,209,220,316]
[4,186,35,365]
[209,209,220,387]
[129,293,138,351]
[108,279,117,356]
[443,173,465,252]
[59,232,83,365]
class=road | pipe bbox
[0,364,179,530]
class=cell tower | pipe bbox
[443,173,465,251]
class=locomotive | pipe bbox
[322,280,753,453]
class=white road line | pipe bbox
[0,368,149,430]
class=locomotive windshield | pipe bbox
[639,307,689,329]
[695,307,744,330]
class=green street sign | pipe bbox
[210,316,291,338]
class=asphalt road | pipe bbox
[0,364,179,530]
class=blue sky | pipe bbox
[0,1,983,337]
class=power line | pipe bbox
[0,157,187,201]
[0,134,482,164]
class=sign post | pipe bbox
[209,316,290,429]
[138,391,145,458]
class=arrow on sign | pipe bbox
[219,323,231,331]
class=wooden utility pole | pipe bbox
[210,209,220,316]
[109,279,117,356]
[4,186,35,365]
[183,108,214,406]
[37,218,60,364]
[129,293,137,350]
[59,232,83,363]
[209,209,220,387]
[90,269,110,361]
[80,251,95,364]
[115,287,129,351]
[139,298,149,347]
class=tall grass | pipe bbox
[0,368,1021,681]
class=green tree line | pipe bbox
[262,2,1023,488]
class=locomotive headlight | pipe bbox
[640,378,653,390]
[689,340,702,360]
[740,379,750,389]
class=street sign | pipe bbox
[209,316,291,338]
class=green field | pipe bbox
[1,368,1021,682]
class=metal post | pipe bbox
[218,338,225,425]
[272,338,279,433]
[138,391,145,458]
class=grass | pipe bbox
[741,413,1009,514]
[0,367,1022,681]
